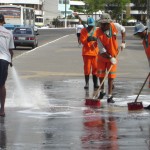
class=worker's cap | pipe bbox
[0,14,5,23]
[87,17,95,26]
[134,23,148,35]
[98,13,112,23]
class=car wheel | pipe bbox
[32,43,37,49]
[32,41,38,49]
[36,42,38,47]
[32,45,36,49]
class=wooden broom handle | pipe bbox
[93,50,120,98]
[134,72,150,102]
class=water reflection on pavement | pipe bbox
[0,118,6,149]
[2,77,150,150]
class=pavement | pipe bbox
[0,27,150,150]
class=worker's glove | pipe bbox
[87,36,97,42]
[110,57,117,64]
[120,43,126,50]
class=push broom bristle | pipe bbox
[85,99,101,108]
[127,102,143,111]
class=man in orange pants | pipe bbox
[96,13,126,103]
[134,23,150,109]
[80,17,99,90]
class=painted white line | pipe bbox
[38,27,76,30]
[14,34,73,59]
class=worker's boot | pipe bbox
[107,95,115,103]
[84,75,89,90]
[92,75,99,89]
[98,91,106,99]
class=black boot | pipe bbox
[107,96,115,103]
[92,75,99,89]
[98,91,106,99]
[84,75,89,89]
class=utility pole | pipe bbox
[65,0,67,28]
[147,0,150,31]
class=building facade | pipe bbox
[0,0,44,16]
[0,0,72,25]
[0,0,147,26]
[42,1,58,24]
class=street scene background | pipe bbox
[0,27,149,150]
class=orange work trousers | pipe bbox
[97,57,117,79]
[83,55,97,75]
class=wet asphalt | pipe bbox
[0,27,150,150]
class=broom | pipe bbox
[127,72,150,111]
[85,51,120,107]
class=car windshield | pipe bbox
[14,28,32,34]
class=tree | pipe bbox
[105,0,130,22]
[129,0,147,23]
[130,0,146,11]
[82,0,130,22]
[83,0,105,15]
[70,5,85,13]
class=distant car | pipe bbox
[13,27,39,49]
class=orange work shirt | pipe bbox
[80,27,99,56]
[96,23,119,62]
[143,32,150,59]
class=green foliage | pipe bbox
[70,6,85,13]
[71,0,146,23]
[82,0,130,17]
[130,0,147,12]
[83,0,105,14]
[105,0,130,20]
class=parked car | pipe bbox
[13,27,39,49]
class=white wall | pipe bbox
[0,0,42,5]
[43,0,58,22]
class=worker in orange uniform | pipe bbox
[96,13,126,103]
[134,23,150,73]
[80,17,99,90]
[134,23,150,109]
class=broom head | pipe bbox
[127,102,143,111]
[85,98,101,108]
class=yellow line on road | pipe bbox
[16,70,131,79]
[18,71,83,79]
